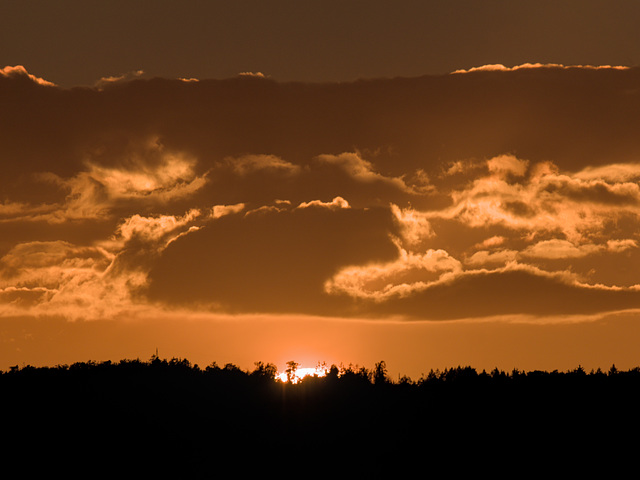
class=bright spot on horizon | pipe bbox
[276,366,327,384]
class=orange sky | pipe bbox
[4,311,640,379]
[3,2,640,377]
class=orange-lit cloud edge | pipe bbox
[3,63,640,375]
[451,63,629,74]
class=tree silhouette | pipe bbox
[285,360,299,383]
[252,361,277,379]
[373,360,388,385]
[3,355,640,475]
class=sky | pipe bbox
[2,1,640,378]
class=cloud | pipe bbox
[0,286,55,309]
[606,239,638,253]
[373,263,640,320]
[322,234,640,319]
[222,154,302,176]
[0,206,206,319]
[0,201,58,223]
[206,151,427,209]
[0,240,127,319]
[325,244,462,301]
[451,63,630,74]
[466,238,637,268]
[574,163,640,183]
[0,241,112,278]
[540,175,640,207]
[38,137,208,221]
[434,155,640,246]
[297,196,350,210]
[390,204,434,247]
[146,205,399,315]
[94,70,145,89]
[521,239,601,259]
[475,236,506,249]
[0,65,55,86]
[237,72,268,78]
[210,203,246,219]
[314,152,410,191]
[3,67,640,323]
[116,209,201,244]
[465,249,518,267]
[487,154,528,178]
[80,141,205,201]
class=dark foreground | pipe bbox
[2,358,639,476]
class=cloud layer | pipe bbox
[2,65,640,322]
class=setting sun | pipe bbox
[276,364,328,384]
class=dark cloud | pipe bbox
[145,205,399,315]
[3,66,640,189]
[373,267,640,320]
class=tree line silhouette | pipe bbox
[3,356,640,476]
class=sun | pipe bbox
[276,365,327,384]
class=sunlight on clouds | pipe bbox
[521,239,601,259]
[0,241,113,277]
[487,154,528,178]
[0,201,33,217]
[297,196,350,210]
[0,65,55,86]
[465,249,518,267]
[237,72,267,78]
[523,238,635,260]
[391,204,434,247]
[319,154,640,306]
[519,238,637,260]
[452,63,630,74]
[94,70,145,89]
[116,209,201,244]
[325,242,462,300]
[315,153,411,191]
[314,152,640,309]
[84,152,204,200]
[574,163,640,183]
[0,240,126,319]
[0,201,57,223]
[435,155,640,245]
[0,205,209,320]
[0,286,56,308]
[40,140,207,221]
[210,203,246,219]
[606,239,638,253]
[475,236,506,249]
[316,153,383,182]
[442,160,474,177]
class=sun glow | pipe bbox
[276,365,327,384]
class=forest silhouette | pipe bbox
[3,356,639,476]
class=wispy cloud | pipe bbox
[94,69,145,89]
[452,63,629,74]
